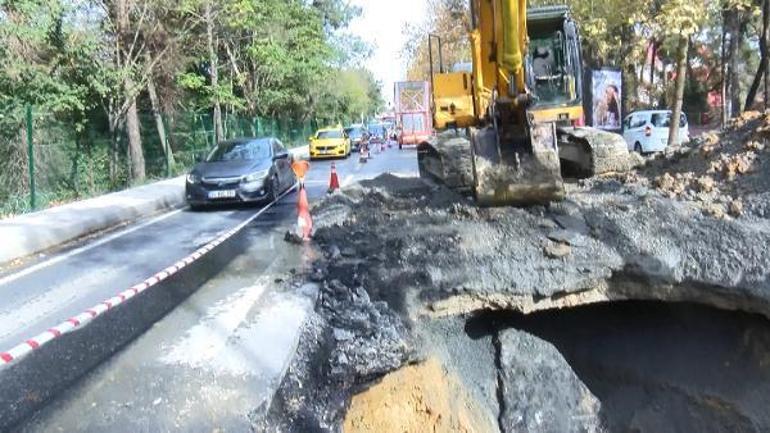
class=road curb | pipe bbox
[0,187,295,432]
[0,177,186,266]
[2,146,309,267]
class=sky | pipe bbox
[348,0,429,107]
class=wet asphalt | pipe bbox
[8,144,418,432]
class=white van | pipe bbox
[622,110,689,153]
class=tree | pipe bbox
[745,0,769,111]
[0,0,100,197]
[654,0,706,146]
[403,0,470,80]
[0,0,381,213]
[203,0,223,142]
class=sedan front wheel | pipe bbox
[269,175,280,202]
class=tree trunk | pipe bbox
[146,65,175,169]
[668,36,689,147]
[745,0,769,112]
[724,8,746,118]
[721,18,728,128]
[660,61,668,107]
[650,41,657,86]
[205,0,223,144]
[116,0,145,183]
[125,83,145,183]
[108,111,118,185]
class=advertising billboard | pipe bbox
[591,69,622,131]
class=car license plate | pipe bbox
[208,190,236,199]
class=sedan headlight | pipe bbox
[242,170,270,183]
[186,173,201,184]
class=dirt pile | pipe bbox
[343,357,497,433]
[257,173,770,432]
[618,110,770,218]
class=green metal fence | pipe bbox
[0,106,319,217]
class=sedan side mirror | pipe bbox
[273,152,289,160]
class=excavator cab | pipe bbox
[526,6,584,125]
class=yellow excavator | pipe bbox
[418,2,630,206]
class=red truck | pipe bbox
[394,81,433,149]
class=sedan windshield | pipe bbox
[207,140,271,162]
[317,130,343,139]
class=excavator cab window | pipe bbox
[527,17,582,108]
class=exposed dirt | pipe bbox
[614,110,770,219]
[343,357,497,433]
[256,160,770,432]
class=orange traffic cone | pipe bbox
[328,162,340,193]
[297,185,313,241]
[291,159,310,189]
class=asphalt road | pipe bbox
[11,143,418,432]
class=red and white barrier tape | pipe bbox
[0,187,295,366]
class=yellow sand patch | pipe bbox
[343,357,497,433]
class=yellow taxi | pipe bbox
[309,126,351,160]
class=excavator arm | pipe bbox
[419,2,629,206]
[466,0,565,206]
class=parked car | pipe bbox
[309,127,351,160]
[344,125,367,152]
[186,137,295,210]
[622,110,690,154]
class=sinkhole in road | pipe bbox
[472,300,770,433]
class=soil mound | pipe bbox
[618,110,770,218]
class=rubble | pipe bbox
[621,110,770,219]
[543,241,572,259]
[257,167,770,432]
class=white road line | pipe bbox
[0,208,186,288]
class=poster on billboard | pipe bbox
[591,69,622,131]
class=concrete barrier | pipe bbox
[0,177,186,266]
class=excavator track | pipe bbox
[417,130,475,192]
[557,127,633,177]
[418,125,631,206]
